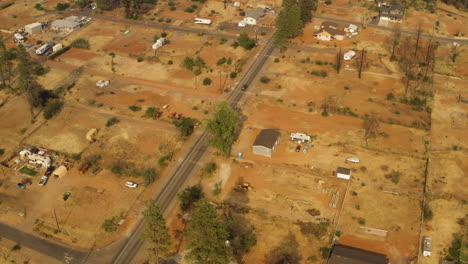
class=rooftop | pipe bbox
[253,129,280,149]
[245,7,265,20]
[337,167,351,175]
[328,245,389,264]
[51,19,80,29]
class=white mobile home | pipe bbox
[422,236,432,257]
[28,154,51,168]
[194,18,212,25]
[24,23,42,34]
[290,133,311,143]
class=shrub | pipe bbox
[55,2,70,10]
[217,57,227,65]
[48,46,71,60]
[71,153,82,161]
[202,77,212,86]
[423,204,433,221]
[145,107,159,118]
[238,32,256,50]
[128,105,142,112]
[34,3,44,10]
[0,2,14,9]
[168,60,173,65]
[137,56,144,62]
[105,117,119,127]
[260,76,270,83]
[0,149,4,156]
[320,247,330,259]
[43,99,64,120]
[386,93,395,101]
[321,111,329,117]
[158,154,173,168]
[141,168,156,186]
[201,162,217,176]
[230,72,237,79]
[70,38,90,49]
[274,58,280,63]
[320,71,328,77]
[324,0,332,4]
[165,18,172,23]
[161,32,167,37]
[101,217,118,232]
[173,117,197,137]
[358,218,366,225]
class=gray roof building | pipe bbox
[379,4,405,21]
[252,129,280,157]
[51,19,80,33]
[244,7,265,25]
[328,245,389,264]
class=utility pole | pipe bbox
[53,208,61,232]
[254,27,259,45]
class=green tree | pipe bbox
[173,117,197,137]
[298,0,318,24]
[205,101,239,157]
[142,201,171,264]
[178,185,204,211]
[43,99,64,120]
[16,45,46,117]
[0,35,14,89]
[186,199,231,264]
[274,2,303,45]
[237,32,256,50]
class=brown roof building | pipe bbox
[328,245,389,264]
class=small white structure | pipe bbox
[290,133,311,143]
[52,43,63,52]
[194,18,212,25]
[346,157,360,163]
[233,1,240,7]
[14,33,25,41]
[337,167,351,180]
[96,80,110,88]
[244,7,265,25]
[86,128,98,142]
[238,21,247,27]
[422,236,432,257]
[24,22,42,34]
[28,154,51,168]
[152,38,166,50]
[344,50,356,61]
[346,24,358,33]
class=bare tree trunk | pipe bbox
[358,49,365,79]
[414,24,422,57]
[336,48,342,73]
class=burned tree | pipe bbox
[358,49,365,79]
[390,25,401,61]
[320,95,337,116]
[363,113,380,145]
[335,48,342,73]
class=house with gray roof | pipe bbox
[252,129,280,157]
[51,18,80,33]
[379,3,405,22]
[244,7,265,25]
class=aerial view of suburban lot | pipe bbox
[0,0,466,263]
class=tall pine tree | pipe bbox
[186,199,231,264]
[274,2,304,45]
[299,0,318,24]
[142,201,171,264]
[16,45,45,117]
[0,35,13,89]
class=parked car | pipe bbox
[45,166,55,176]
[21,178,32,185]
[38,176,48,186]
[36,40,43,45]
[17,183,26,189]
[241,84,248,91]
[125,181,138,188]
[295,145,301,152]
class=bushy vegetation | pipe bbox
[145,107,159,118]
[202,77,212,86]
[70,38,90,49]
[173,117,197,137]
[260,76,270,83]
[43,99,64,120]
[102,217,119,232]
[128,105,142,112]
[48,46,71,60]
[55,2,70,10]
[205,102,239,157]
[177,185,204,211]
[237,32,256,50]
[105,117,119,127]
[20,167,37,176]
[183,56,206,75]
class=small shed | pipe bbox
[344,50,356,61]
[52,43,63,52]
[53,166,68,179]
[244,7,265,25]
[337,167,351,180]
[252,129,280,157]
[86,128,98,142]
[24,23,42,34]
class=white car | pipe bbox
[125,181,138,188]
[38,175,48,186]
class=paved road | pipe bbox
[110,37,276,264]
[0,222,87,262]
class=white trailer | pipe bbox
[52,43,63,52]
[194,18,212,25]
[152,38,165,50]
[344,50,356,60]
[290,133,311,143]
[36,42,54,55]
[14,33,25,41]
[422,236,432,257]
